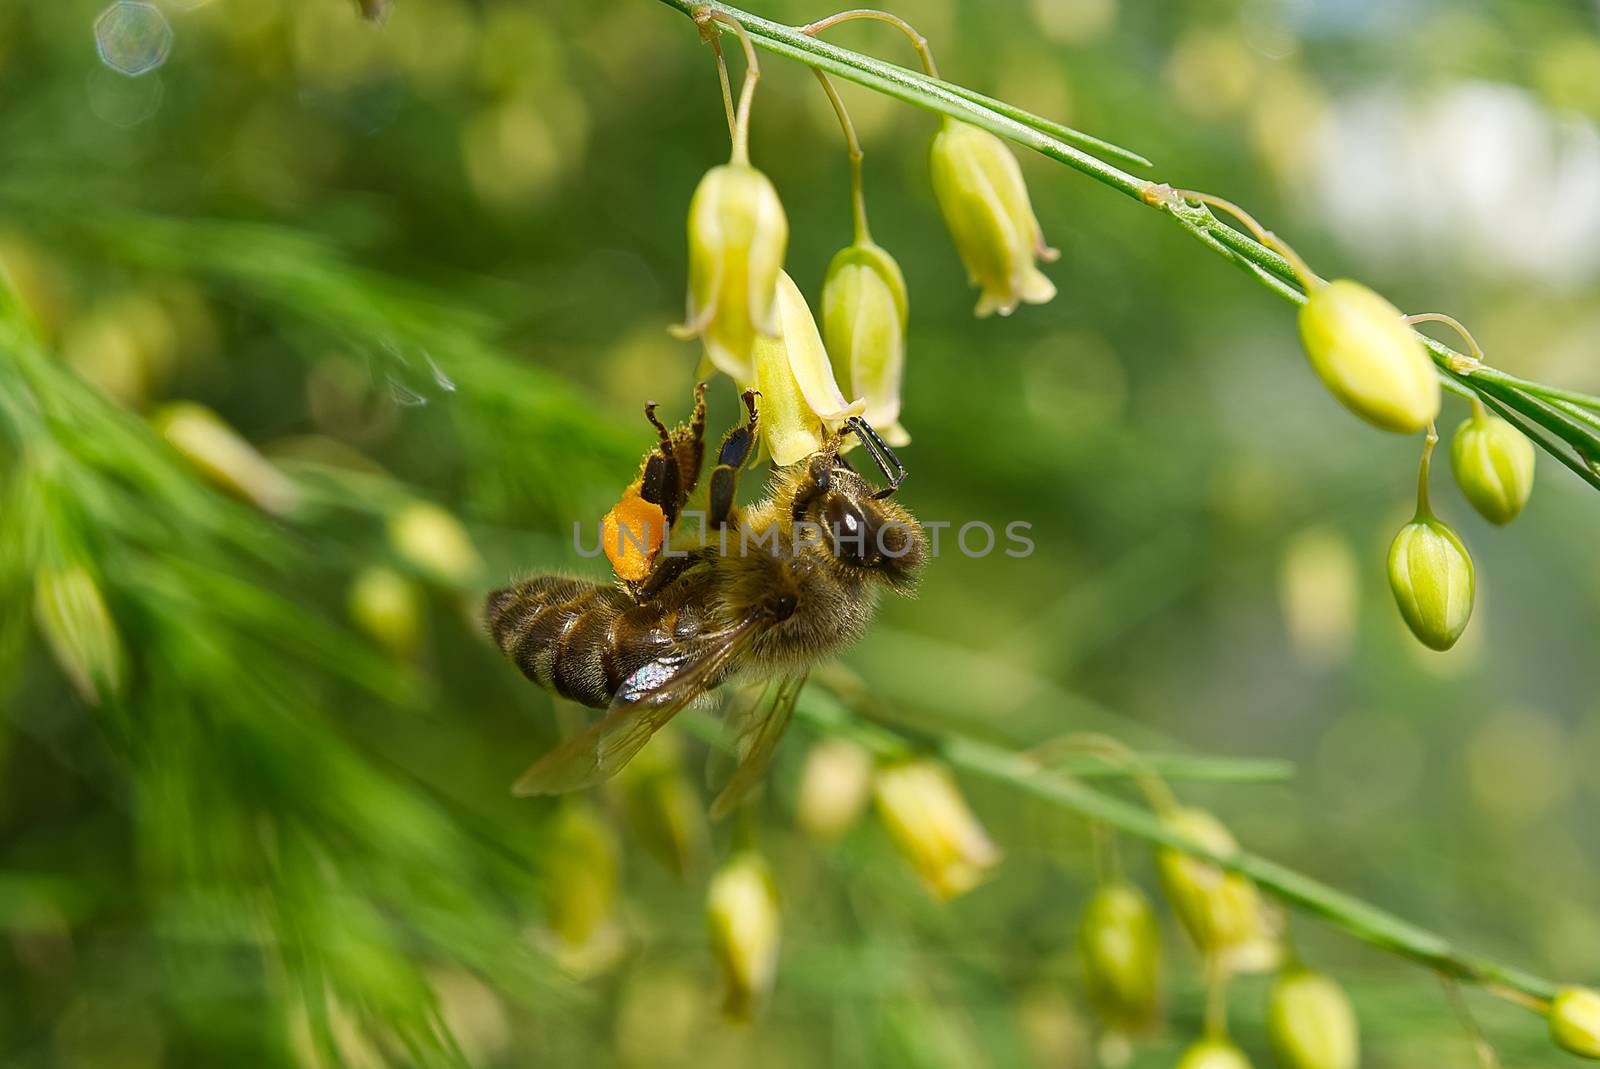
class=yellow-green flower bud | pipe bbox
[1450,407,1535,525]
[1387,516,1474,651]
[929,118,1059,318]
[1297,280,1439,433]
[1078,881,1161,1035]
[1157,808,1280,974]
[873,759,1001,900]
[33,564,125,705]
[538,802,624,977]
[154,401,300,515]
[1549,987,1600,1059]
[617,731,708,880]
[671,163,788,383]
[1176,1038,1254,1069]
[1267,968,1359,1069]
[821,241,910,447]
[65,294,178,409]
[347,565,424,660]
[706,851,781,1021]
[387,501,484,587]
[795,737,874,842]
[750,271,863,466]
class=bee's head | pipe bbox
[793,453,926,591]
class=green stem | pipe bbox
[811,68,871,243]
[928,77,1153,170]
[1414,425,1438,521]
[694,8,761,164]
[1203,956,1232,1039]
[659,0,1600,494]
[666,0,1151,199]
[797,692,1564,1005]
[800,7,941,78]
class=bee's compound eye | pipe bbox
[825,495,871,566]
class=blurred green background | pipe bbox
[1,0,1598,1065]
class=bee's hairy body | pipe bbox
[484,386,922,798]
[486,467,905,709]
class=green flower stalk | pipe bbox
[1388,432,1475,651]
[749,270,864,465]
[809,61,911,447]
[671,9,788,382]
[929,118,1059,318]
[1078,880,1162,1037]
[1297,280,1439,433]
[1549,988,1600,1059]
[1267,967,1359,1069]
[1157,808,1280,974]
[33,563,126,705]
[1451,402,1536,525]
[873,759,1001,900]
[1176,1038,1254,1069]
[706,851,781,1021]
[821,240,911,447]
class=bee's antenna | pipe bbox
[844,417,907,499]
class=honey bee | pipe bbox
[485,385,925,813]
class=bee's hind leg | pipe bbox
[675,381,708,499]
[708,389,760,529]
[638,385,711,525]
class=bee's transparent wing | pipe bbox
[709,670,807,819]
[702,680,763,793]
[512,613,765,797]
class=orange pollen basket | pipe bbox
[602,491,667,583]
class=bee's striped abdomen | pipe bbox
[487,576,612,706]
[486,575,698,708]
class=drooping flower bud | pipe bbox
[706,851,781,1021]
[795,737,874,842]
[617,730,708,880]
[1078,881,1161,1037]
[1549,987,1600,1059]
[821,241,910,446]
[749,271,863,466]
[33,564,125,705]
[670,163,788,383]
[1387,516,1474,651]
[387,501,484,587]
[1296,281,1439,433]
[538,802,624,977]
[1450,406,1535,525]
[1156,808,1280,974]
[153,402,300,515]
[1267,967,1359,1069]
[1176,1037,1254,1069]
[873,759,1001,900]
[929,118,1059,318]
[347,565,424,660]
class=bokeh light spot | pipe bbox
[94,2,173,77]
[86,66,164,128]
